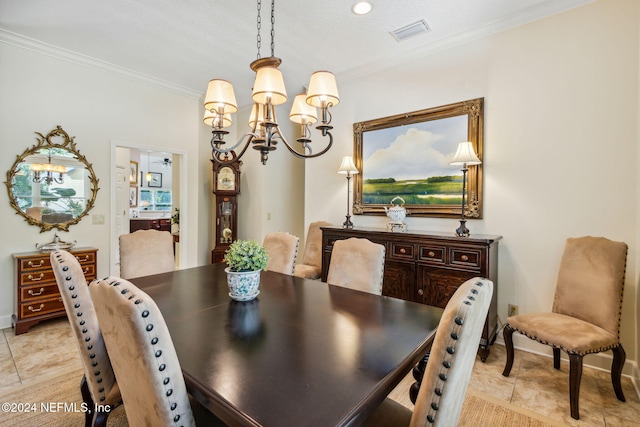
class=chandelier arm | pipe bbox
[211,132,258,165]
[275,127,334,159]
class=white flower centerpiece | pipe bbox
[223,239,269,301]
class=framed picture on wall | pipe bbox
[148,172,162,188]
[129,186,138,207]
[130,161,138,184]
[352,98,484,218]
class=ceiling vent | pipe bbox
[389,19,431,42]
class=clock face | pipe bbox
[217,167,236,191]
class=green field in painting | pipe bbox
[363,176,463,205]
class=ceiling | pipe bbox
[0,0,592,104]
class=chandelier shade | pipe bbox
[30,150,67,184]
[204,0,338,165]
[306,71,340,108]
[289,94,318,125]
[252,65,288,105]
[204,79,238,114]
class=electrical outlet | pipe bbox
[508,304,519,317]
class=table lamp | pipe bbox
[337,156,359,229]
[449,142,481,237]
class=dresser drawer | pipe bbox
[20,270,56,286]
[389,243,415,260]
[73,252,96,265]
[19,256,52,272]
[417,245,446,265]
[19,296,64,319]
[449,248,482,270]
[20,283,60,302]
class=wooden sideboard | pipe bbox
[130,218,171,233]
[12,247,98,335]
[321,226,501,361]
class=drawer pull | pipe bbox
[75,255,90,262]
[27,273,45,281]
[417,289,424,296]
[27,304,45,313]
[28,288,45,296]
[428,251,435,257]
[461,255,469,261]
[27,260,45,267]
[83,267,89,274]
[400,248,406,254]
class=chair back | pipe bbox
[50,250,119,406]
[90,276,195,427]
[119,229,175,279]
[411,277,493,427]
[552,236,627,337]
[327,237,385,295]
[294,221,332,279]
[263,231,300,275]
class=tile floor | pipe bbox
[1,318,638,426]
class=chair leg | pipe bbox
[611,344,626,402]
[80,375,94,427]
[553,348,561,369]
[502,325,515,377]
[568,354,583,420]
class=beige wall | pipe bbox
[304,0,639,373]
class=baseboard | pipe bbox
[494,333,639,399]
[0,314,13,330]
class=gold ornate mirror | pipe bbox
[4,126,100,232]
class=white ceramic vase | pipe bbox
[225,267,261,301]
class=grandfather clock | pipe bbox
[211,155,242,264]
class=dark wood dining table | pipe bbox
[130,263,443,427]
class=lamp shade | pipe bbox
[204,79,238,114]
[289,94,318,125]
[203,110,232,128]
[450,142,481,166]
[248,103,266,129]
[252,66,288,105]
[306,71,340,108]
[337,156,358,175]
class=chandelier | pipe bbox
[204,0,339,165]
[30,150,66,184]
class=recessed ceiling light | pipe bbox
[352,1,373,15]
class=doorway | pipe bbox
[110,141,187,275]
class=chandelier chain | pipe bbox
[270,0,275,57]
[256,0,262,59]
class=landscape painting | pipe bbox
[353,98,484,218]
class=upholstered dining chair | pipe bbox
[263,231,300,275]
[502,236,628,420]
[326,237,385,295]
[361,277,494,427]
[50,250,120,427]
[293,221,332,279]
[90,276,225,427]
[119,229,175,279]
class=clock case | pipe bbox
[211,159,242,264]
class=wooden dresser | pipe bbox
[12,247,98,335]
[130,218,171,232]
[321,227,501,361]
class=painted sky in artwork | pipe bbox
[363,115,468,181]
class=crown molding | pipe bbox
[0,28,202,99]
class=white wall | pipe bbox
[0,41,209,327]
[305,0,639,369]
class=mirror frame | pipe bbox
[4,125,100,232]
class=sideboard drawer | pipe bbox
[417,245,446,265]
[390,243,415,260]
[20,270,56,286]
[73,252,96,265]
[450,248,482,270]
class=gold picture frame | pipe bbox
[353,98,483,218]
[130,161,138,184]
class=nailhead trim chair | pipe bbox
[263,231,300,275]
[502,236,628,420]
[90,276,225,427]
[119,229,175,279]
[326,237,386,295]
[293,221,332,279]
[361,277,494,427]
[50,250,120,427]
